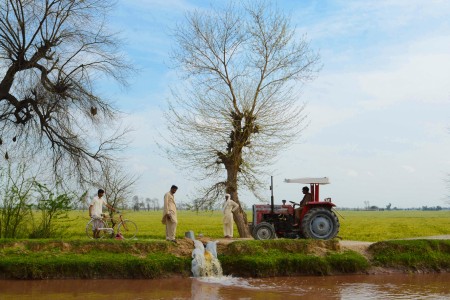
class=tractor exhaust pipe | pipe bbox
[270,176,274,214]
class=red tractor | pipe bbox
[250,177,340,240]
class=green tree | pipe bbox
[29,182,74,238]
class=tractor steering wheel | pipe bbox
[289,201,299,207]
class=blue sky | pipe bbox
[101,0,450,209]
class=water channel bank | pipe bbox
[0,238,449,279]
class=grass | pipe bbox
[2,238,448,279]
[335,210,450,241]
[0,252,191,279]
[219,239,369,277]
[64,209,450,242]
[1,210,449,279]
[67,210,227,240]
[0,239,191,279]
[369,239,450,271]
[0,239,369,278]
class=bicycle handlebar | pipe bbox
[90,211,122,220]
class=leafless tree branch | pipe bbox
[162,1,320,237]
[0,0,133,184]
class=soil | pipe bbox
[169,237,254,257]
[174,236,370,258]
[167,238,197,257]
[339,240,374,258]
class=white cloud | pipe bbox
[357,51,450,109]
[273,134,450,208]
[296,0,450,41]
[402,165,416,173]
[302,103,359,137]
[347,169,359,177]
[103,0,450,209]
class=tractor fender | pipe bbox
[300,202,335,219]
[307,201,336,207]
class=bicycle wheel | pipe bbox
[85,218,109,239]
[117,220,138,239]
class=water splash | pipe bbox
[192,240,223,277]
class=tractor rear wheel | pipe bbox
[301,207,339,239]
[253,222,276,240]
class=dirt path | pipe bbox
[339,235,450,257]
[402,235,450,240]
[339,240,374,257]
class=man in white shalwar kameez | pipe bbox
[162,185,178,242]
[222,194,239,238]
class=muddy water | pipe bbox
[1,274,450,299]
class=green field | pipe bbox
[2,210,450,279]
[337,210,450,241]
[67,209,450,242]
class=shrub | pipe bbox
[29,182,74,238]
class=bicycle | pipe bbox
[85,211,138,239]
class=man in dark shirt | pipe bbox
[295,186,312,224]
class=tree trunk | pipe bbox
[226,167,252,238]
[233,201,251,238]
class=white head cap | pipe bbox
[225,194,231,200]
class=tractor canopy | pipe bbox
[284,177,331,203]
[284,177,330,185]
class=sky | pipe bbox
[100,0,450,209]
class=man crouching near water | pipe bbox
[162,185,178,243]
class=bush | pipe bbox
[0,164,33,238]
[29,182,74,238]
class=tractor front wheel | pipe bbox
[301,207,340,239]
[253,222,276,240]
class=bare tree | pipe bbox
[163,1,320,237]
[145,197,151,211]
[0,0,132,184]
[94,162,138,224]
[151,197,159,210]
[132,195,139,211]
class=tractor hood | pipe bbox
[284,177,330,184]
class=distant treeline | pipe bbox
[337,206,449,211]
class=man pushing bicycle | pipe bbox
[89,189,116,239]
